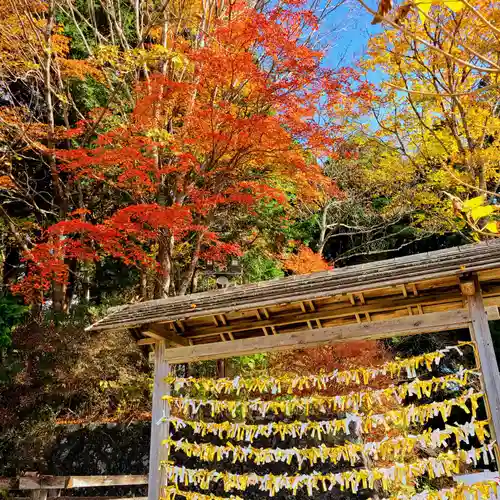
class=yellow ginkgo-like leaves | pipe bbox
[470,204,494,221]
[485,221,499,233]
[462,196,486,211]
[415,0,464,22]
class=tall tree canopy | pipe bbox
[0,0,371,311]
[357,1,500,237]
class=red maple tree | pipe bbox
[13,0,372,304]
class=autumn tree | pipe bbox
[9,0,372,308]
[0,0,184,312]
[361,0,500,76]
[355,2,500,238]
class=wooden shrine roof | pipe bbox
[88,240,500,346]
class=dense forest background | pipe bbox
[0,0,498,486]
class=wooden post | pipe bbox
[31,491,48,500]
[463,276,500,448]
[148,341,170,500]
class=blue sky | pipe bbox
[327,5,373,64]
[323,3,385,84]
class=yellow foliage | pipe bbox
[95,45,189,77]
[471,204,494,221]
[463,196,486,211]
[360,0,500,237]
[0,1,102,82]
[485,221,499,233]
[414,0,464,22]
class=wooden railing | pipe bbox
[0,474,147,500]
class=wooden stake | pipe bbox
[147,342,170,500]
[31,491,47,500]
[465,277,500,457]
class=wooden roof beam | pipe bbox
[163,309,472,364]
[460,279,476,297]
[182,288,474,339]
[142,324,190,346]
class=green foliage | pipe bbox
[371,196,391,211]
[70,77,109,114]
[286,214,321,249]
[0,295,28,348]
[185,360,218,380]
[241,249,284,283]
[99,374,152,416]
[231,353,268,373]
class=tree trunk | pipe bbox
[178,233,203,296]
[140,267,149,300]
[44,0,69,314]
[81,263,91,304]
[154,233,172,299]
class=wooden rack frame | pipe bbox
[87,242,500,500]
[0,474,147,500]
[145,278,500,500]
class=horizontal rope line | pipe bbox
[163,369,479,416]
[165,390,484,441]
[165,342,474,394]
[164,419,490,467]
[162,445,496,495]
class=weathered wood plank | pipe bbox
[164,309,472,364]
[486,305,500,320]
[68,476,148,488]
[142,325,189,346]
[147,343,170,500]
[19,478,46,490]
[137,338,157,346]
[87,241,500,332]
[465,277,500,454]
[16,476,148,490]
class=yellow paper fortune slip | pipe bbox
[165,390,483,442]
[163,368,478,417]
[165,342,474,395]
